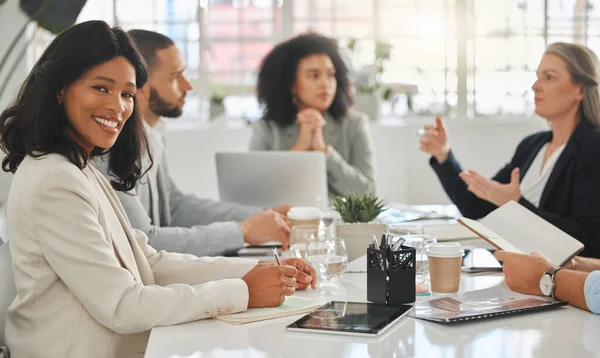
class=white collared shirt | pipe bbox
[520,143,566,208]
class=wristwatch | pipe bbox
[539,266,562,298]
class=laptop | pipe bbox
[215,151,329,211]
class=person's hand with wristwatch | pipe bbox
[539,266,562,298]
[494,250,558,296]
[495,250,598,313]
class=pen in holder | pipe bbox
[367,245,416,305]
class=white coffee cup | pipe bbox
[287,206,322,229]
[426,243,464,293]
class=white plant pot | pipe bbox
[353,93,381,121]
[334,221,386,262]
[209,102,225,120]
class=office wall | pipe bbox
[164,120,547,205]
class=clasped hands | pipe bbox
[290,108,328,153]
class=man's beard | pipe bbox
[148,87,184,118]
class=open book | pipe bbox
[215,296,320,325]
[458,200,584,266]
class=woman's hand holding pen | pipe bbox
[242,263,299,307]
[419,116,450,164]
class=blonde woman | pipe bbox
[420,43,600,258]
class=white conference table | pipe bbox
[145,238,600,358]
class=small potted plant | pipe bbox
[346,39,394,121]
[209,84,226,120]
[332,192,387,261]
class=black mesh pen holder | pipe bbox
[366,245,416,305]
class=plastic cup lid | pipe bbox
[425,243,464,258]
[287,206,322,220]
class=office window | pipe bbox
[293,0,374,38]
[23,0,600,124]
[378,0,456,117]
[469,0,600,117]
[203,1,281,83]
[115,0,203,120]
[469,0,545,117]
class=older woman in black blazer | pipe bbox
[420,42,600,258]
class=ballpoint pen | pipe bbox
[372,234,379,249]
[271,246,281,265]
[392,237,406,251]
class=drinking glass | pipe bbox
[401,235,437,277]
[289,224,319,259]
[305,237,348,284]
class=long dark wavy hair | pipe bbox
[257,33,353,127]
[0,20,150,192]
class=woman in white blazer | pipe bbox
[0,21,316,358]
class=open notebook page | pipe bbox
[215,296,320,325]
[460,201,583,266]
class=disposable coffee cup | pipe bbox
[426,243,464,293]
[287,207,322,229]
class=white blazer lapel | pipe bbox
[86,166,144,283]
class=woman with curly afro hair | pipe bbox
[250,33,376,196]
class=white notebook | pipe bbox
[215,296,320,325]
[458,200,584,266]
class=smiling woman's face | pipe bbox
[60,56,137,153]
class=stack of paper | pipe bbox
[378,204,477,241]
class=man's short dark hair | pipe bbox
[127,29,174,71]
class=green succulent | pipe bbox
[332,192,386,224]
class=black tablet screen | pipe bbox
[287,301,412,335]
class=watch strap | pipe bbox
[544,266,562,298]
[546,266,562,278]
